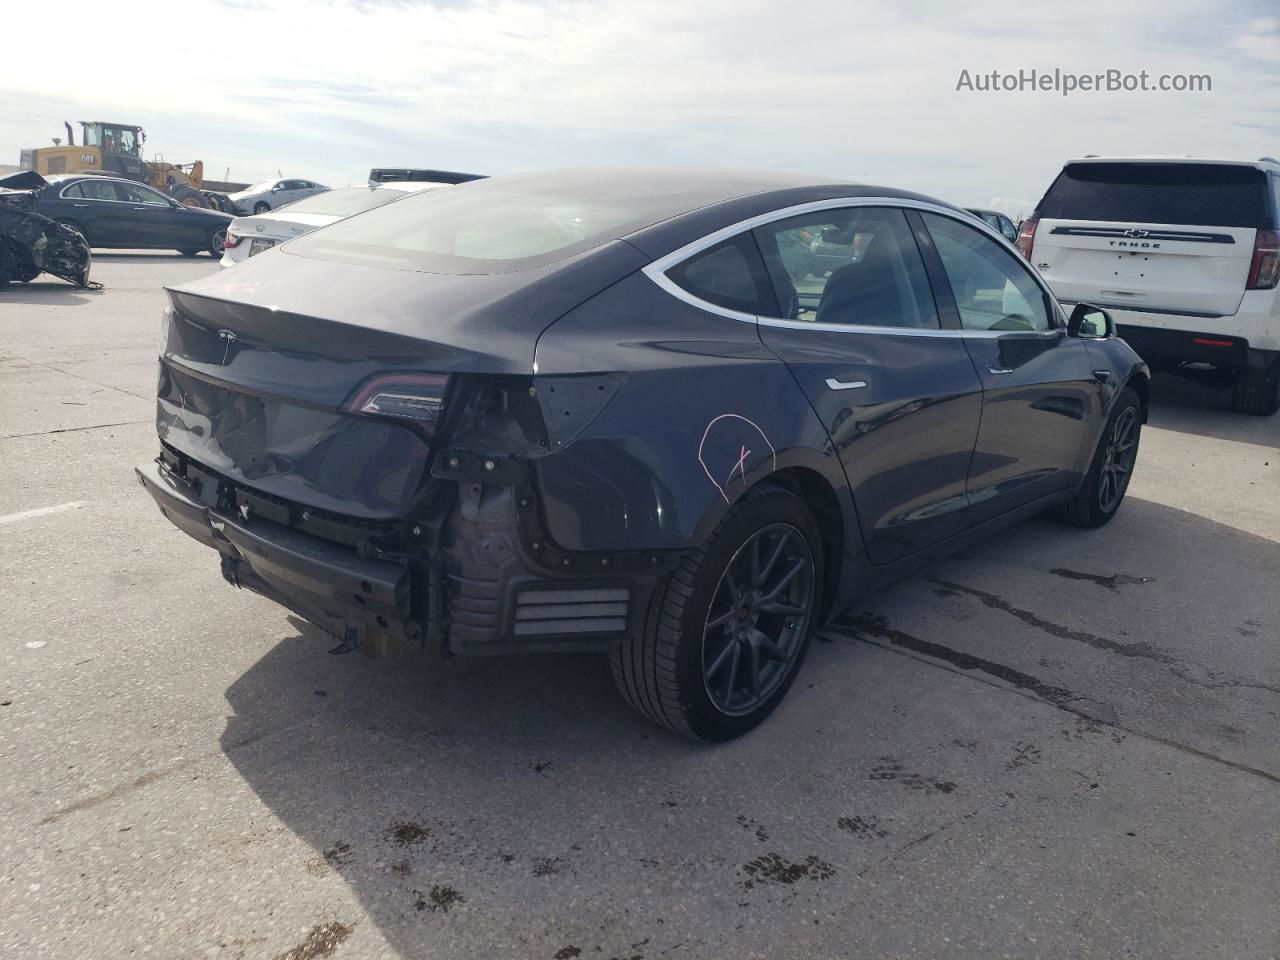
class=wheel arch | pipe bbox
[1124,369,1150,423]
[757,466,846,620]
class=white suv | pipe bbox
[1018,156,1280,414]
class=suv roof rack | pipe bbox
[368,168,486,185]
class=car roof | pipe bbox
[1066,155,1280,173]
[965,207,1008,218]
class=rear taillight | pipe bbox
[1246,229,1279,290]
[344,372,450,437]
[222,229,242,249]
[1015,216,1038,260]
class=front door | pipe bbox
[113,181,183,248]
[753,205,983,565]
[918,211,1099,524]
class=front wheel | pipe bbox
[611,488,822,741]
[1052,387,1142,528]
[253,202,270,214]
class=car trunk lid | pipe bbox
[157,240,646,520]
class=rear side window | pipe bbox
[1039,162,1267,228]
[752,207,939,328]
[665,235,777,316]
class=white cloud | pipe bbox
[2,0,1276,206]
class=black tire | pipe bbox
[253,201,271,214]
[207,228,227,258]
[1231,363,1280,416]
[1052,387,1142,528]
[610,487,822,742]
[170,185,210,208]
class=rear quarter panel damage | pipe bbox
[531,271,862,564]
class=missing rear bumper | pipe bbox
[135,460,417,654]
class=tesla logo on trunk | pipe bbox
[217,329,237,365]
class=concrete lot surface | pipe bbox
[2,255,1277,959]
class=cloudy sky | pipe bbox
[1,0,1276,217]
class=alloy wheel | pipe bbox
[1098,406,1138,512]
[701,522,816,716]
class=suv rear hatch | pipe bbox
[1030,161,1270,317]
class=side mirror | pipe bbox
[1067,302,1114,339]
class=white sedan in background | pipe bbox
[227,177,329,215]
[220,181,440,267]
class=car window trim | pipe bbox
[642,197,1064,338]
[57,178,166,206]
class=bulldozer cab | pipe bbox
[76,121,149,181]
[81,122,145,158]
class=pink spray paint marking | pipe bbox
[697,414,777,504]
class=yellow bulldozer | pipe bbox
[20,121,227,209]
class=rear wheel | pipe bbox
[1052,387,1142,528]
[1231,361,1280,416]
[611,488,821,741]
[207,229,227,257]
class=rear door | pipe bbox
[750,204,983,565]
[55,179,123,243]
[1031,162,1266,317]
[920,211,1099,522]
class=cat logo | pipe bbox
[80,154,97,164]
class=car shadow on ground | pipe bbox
[0,282,104,306]
[1146,370,1278,446]
[218,496,1279,958]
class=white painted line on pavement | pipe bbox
[0,501,88,526]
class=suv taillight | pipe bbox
[1246,229,1279,290]
[1015,217,1038,260]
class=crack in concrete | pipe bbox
[930,578,1280,698]
[0,419,151,441]
[830,622,1280,786]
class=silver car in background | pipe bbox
[220,181,442,267]
[227,177,329,215]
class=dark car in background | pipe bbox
[136,168,1149,741]
[966,207,1019,243]
[27,174,233,257]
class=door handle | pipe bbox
[132,206,147,211]
[73,203,89,208]
[1092,369,1111,382]
[825,377,867,391]
[987,366,1014,375]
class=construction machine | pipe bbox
[19,121,223,209]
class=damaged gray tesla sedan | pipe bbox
[0,172,92,288]
[137,167,1148,740]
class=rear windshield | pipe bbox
[274,186,413,218]
[285,171,743,274]
[1039,162,1268,228]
